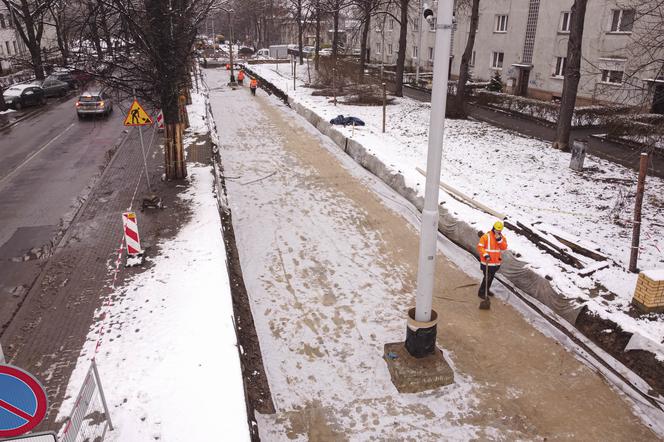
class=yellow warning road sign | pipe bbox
[124,99,153,126]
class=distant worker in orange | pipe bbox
[237,69,245,85]
[249,77,258,96]
[226,63,230,70]
[477,221,508,299]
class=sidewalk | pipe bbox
[0,121,189,430]
[209,68,660,440]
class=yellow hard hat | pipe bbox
[493,221,504,231]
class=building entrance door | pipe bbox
[516,68,530,96]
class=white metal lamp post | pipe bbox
[405,0,455,357]
[221,7,236,84]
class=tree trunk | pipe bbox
[359,6,371,83]
[394,0,410,97]
[0,93,7,112]
[454,0,480,117]
[31,49,45,80]
[315,12,321,71]
[99,8,114,58]
[332,8,340,60]
[553,0,588,152]
[297,5,304,65]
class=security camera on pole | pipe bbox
[384,0,455,393]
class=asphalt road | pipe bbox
[0,93,128,332]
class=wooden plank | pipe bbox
[415,167,507,220]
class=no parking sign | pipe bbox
[0,365,48,437]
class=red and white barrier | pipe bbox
[156,110,164,131]
[122,212,142,255]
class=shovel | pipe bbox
[479,261,491,310]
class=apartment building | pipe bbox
[369,0,664,110]
[0,6,25,73]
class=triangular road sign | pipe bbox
[124,99,153,126]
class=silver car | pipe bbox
[76,91,113,118]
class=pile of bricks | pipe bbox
[632,270,664,313]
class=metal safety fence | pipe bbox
[60,360,112,442]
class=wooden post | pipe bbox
[382,82,386,133]
[307,55,311,84]
[629,153,649,273]
[293,59,296,91]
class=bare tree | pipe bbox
[352,0,381,81]
[453,0,479,117]
[285,0,310,64]
[392,0,409,96]
[48,0,74,65]
[553,0,588,152]
[2,0,56,80]
[94,0,218,180]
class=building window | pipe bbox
[413,17,419,32]
[0,14,5,29]
[388,18,395,31]
[560,12,571,32]
[412,45,418,58]
[429,17,437,31]
[13,41,18,53]
[553,56,566,77]
[376,42,381,54]
[610,9,635,32]
[387,43,393,55]
[491,51,504,69]
[5,41,10,55]
[601,69,624,84]
[495,15,508,32]
[470,50,476,67]
[428,46,434,60]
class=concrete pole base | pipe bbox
[383,342,454,393]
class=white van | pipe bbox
[254,48,269,59]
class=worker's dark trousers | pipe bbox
[250,87,256,96]
[478,264,500,298]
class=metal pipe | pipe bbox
[414,0,455,323]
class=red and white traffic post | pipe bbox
[122,211,143,261]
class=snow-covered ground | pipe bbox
[249,63,664,357]
[56,98,249,440]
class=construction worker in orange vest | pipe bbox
[477,221,508,299]
[237,69,245,85]
[226,63,230,70]
[249,77,258,95]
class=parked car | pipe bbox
[75,91,113,118]
[36,78,69,98]
[2,84,45,110]
[254,48,269,59]
[47,72,77,89]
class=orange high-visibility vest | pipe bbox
[477,230,508,266]
[226,64,230,70]
[238,71,245,81]
[250,79,258,88]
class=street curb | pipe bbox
[54,128,134,253]
[201,69,273,441]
